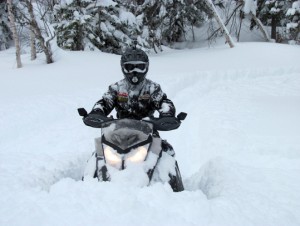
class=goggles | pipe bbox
[123,61,147,73]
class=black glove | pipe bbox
[83,110,112,128]
[154,116,180,131]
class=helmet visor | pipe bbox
[123,61,147,73]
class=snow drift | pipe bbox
[0,43,300,226]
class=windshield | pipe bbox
[101,119,153,150]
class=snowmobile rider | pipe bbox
[88,45,176,157]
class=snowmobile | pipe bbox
[78,108,187,192]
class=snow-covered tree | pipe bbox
[233,0,270,42]
[54,0,92,51]
[17,0,55,64]
[7,0,22,68]
[257,0,287,40]
[54,0,144,53]
[0,1,12,50]
[205,0,235,47]
[132,0,211,51]
[286,0,300,43]
[161,0,186,43]
[130,0,164,52]
[184,1,212,41]
[90,1,145,53]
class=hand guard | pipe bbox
[83,110,112,128]
[152,116,181,131]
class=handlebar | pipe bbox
[77,108,187,131]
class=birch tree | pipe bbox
[25,0,53,63]
[7,0,22,68]
[17,0,55,64]
[208,0,271,43]
[242,0,271,41]
[250,11,271,42]
[30,28,36,60]
[205,0,235,48]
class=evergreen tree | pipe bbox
[90,1,146,54]
[134,0,210,51]
[0,1,12,50]
[54,0,92,51]
[184,0,213,41]
[162,0,186,43]
[52,0,237,53]
[286,0,300,43]
[54,0,146,53]
[257,0,287,40]
[133,0,164,52]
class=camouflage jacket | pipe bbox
[92,78,175,120]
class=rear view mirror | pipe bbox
[177,112,187,121]
[78,108,88,117]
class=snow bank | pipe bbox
[1,43,300,226]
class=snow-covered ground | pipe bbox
[1,43,300,226]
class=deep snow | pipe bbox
[0,43,300,226]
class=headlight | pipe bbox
[103,145,122,168]
[125,145,148,163]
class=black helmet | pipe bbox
[121,48,149,85]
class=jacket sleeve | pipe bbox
[91,84,117,116]
[151,84,176,117]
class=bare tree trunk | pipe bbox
[30,27,37,60]
[191,24,195,42]
[25,0,53,64]
[205,0,235,48]
[271,15,277,40]
[237,14,243,42]
[7,0,22,68]
[250,12,271,42]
